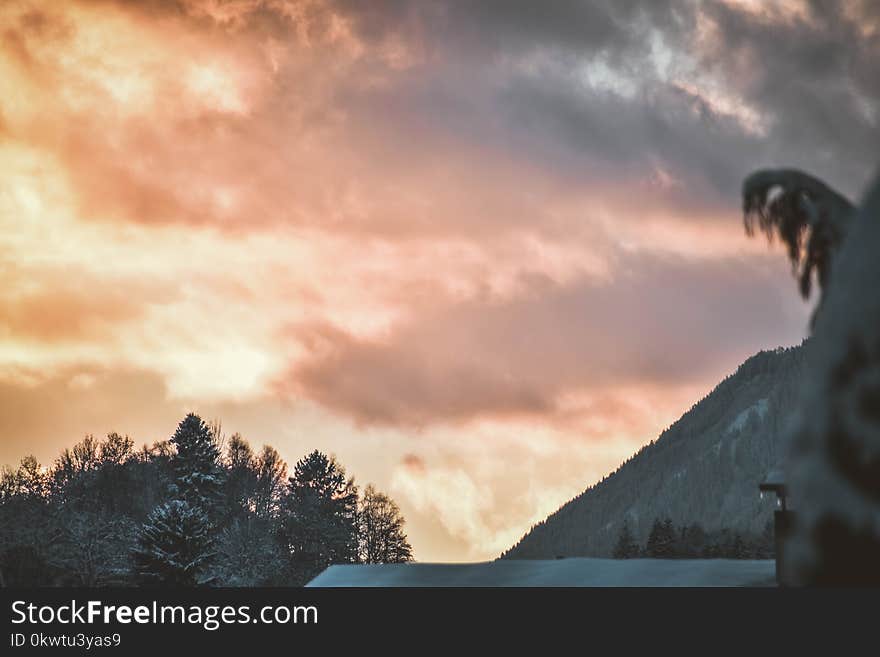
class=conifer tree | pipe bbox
[131,500,216,586]
[130,414,224,585]
[732,533,749,560]
[612,520,639,559]
[169,414,225,515]
[279,451,358,584]
[645,517,676,558]
[681,523,707,557]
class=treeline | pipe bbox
[0,414,412,587]
[612,518,774,560]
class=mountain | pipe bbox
[501,344,808,559]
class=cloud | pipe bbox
[0,367,173,468]
[693,0,880,195]
[400,452,426,473]
[0,270,175,343]
[4,0,875,246]
[289,251,808,426]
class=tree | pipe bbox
[131,500,216,587]
[279,451,358,584]
[2,416,415,587]
[742,168,880,584]
[169,414,225,515]
[680,523,707,558]
[126,441,175,521]
[645,518,676,558]
[52,436,99,494]
[612,520,639,559]
[214,436,289,585]
[0,457,55,586]
[253,445,287,519]
[50,511,136,586]
[731,532,750,560]
[215,515,287,586]
[223,433,256,521]
[742,168,855,321]
[99,433,134,466]
[358,485,414,564]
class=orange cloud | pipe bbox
[286,253,807,427]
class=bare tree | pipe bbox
[49,511,136,586]
[253,446,287,519]
[358,485,414,564]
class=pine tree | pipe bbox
[646,519,663,557]
[131,500,216,586]
[169,414,224,515]
[279,451,358,585]
[732,533,750,560]
[662,519,678,557]
[612,520,639,559]
[681,523,707,557]
[129,415,224,586]
[646,517,676,558]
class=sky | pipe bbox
[1,0,878,562]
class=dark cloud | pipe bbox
[331,0,688,58]
[493,75,764,210]
[696,0,880,197]
[325,0,879,217]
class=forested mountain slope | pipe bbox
[502,344,807,559]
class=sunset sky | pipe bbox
[1,0,878,562]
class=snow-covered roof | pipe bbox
[307,558,776,587]
[762,469,786,485]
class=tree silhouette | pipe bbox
[169,414,225,516]
[645,518,676,558]
[612,520,639,559]
[742,168,854,315]
[279,451,358,584]
[358,485,414,564]
[1,418,414,586]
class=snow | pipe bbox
[726,398,768,434]
[782,173,880,583]
[307,558,776,587]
